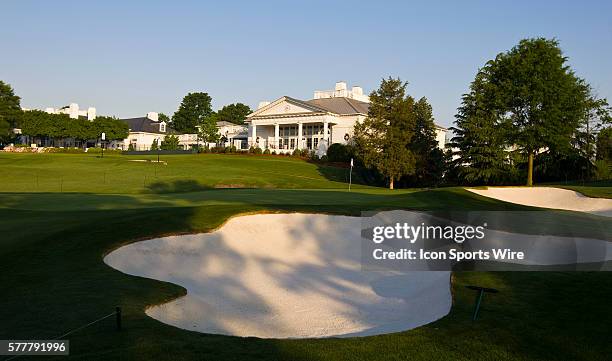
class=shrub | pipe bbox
[128,143,135,151]
[254,147,263,155]
[272,150,277,155]
[320,154,329,162]
[292,148,303,157]
[263,148,271,155]
[249,146,255,154]
[326,143,352,163]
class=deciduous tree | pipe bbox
[0,80,21,143]
[216,103,252,125]
[172,92,213,133]
[160,135,180,150]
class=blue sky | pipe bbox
[1,0,611,127]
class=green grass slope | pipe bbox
[0,153,611,360]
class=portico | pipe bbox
[250,117,332,152]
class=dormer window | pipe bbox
[160,122,166,132]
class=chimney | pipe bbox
[87,107,96,121]
[147,112,159,121]
[258,101,270,109]
[335,81,347,91]
[68,103,79,119]
[352,86,363,96]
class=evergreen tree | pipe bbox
[405,97,444,186]
[353,78,416,189]
[451,70,512,185]
[172,92,213,133]
[596,127,612,162]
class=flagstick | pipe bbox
[349,158,353,192]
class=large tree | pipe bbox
[158,113,171,123]
[405,97,445,186]
[596,127,612,162]
[452,38,592,186]
[450,70,514,185]
[172,92,213,133]
[216,103,252,125]
[353,78,416,189]
[0,80,21,143]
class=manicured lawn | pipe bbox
[1,153,611,360]
[0,153,370,193]
[549,181,612,199]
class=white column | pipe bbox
[274,123,280,149]
[297,122,303,149]
[252,124,257,147]
[323,121,329,144]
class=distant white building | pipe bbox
[217,121,248,148]
[118,112,170,150]
[246,81,447,155]
[44,103,97,121]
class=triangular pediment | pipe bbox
[248,97,328,118]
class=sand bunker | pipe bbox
[467,187,612,217]
[104,213,451,338]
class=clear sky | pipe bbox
[1,0,611,127]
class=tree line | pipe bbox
[162,93,251,143]
[450,38,611,186]
[0,82,129,146]
[352,38,611,189]
[20,110,128,143]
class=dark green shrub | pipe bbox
[254,147,263,155]
[263,148,271,155]
[326,143,352,163]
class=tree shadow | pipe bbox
[145,179,214,194]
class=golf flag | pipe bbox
[349,158,353,191]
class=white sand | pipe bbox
[104,213,452,339]
[467,187,612,217]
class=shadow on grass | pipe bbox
[145,179,214,193]
[2,188,612,360]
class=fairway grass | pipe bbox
[1,153,611,360]
[0,153,372,193]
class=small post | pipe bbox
[349,158,353,192]
[466,285,498,321]
[116,306,122,331]
[101,132,106,159]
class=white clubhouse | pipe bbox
[246,81,447,154]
